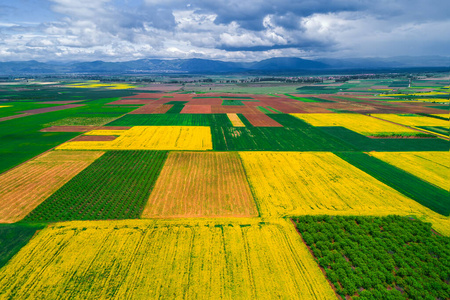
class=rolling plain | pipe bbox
[0,77,449,299]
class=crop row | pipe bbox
[0,219,335,299]
[22,151,168,222]
[294,215,450,299]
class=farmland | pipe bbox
[23,151,167,222]
[56,126,213,150]
[0,76,449,299]
[142,152,257,218]
[0,219,335,300]
[294,216,450,299]
[0,151,104,223]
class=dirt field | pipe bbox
[181,105,212,113]
[243,114,283,127]
[142,152,258,218]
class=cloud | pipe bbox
[0,0,449,62]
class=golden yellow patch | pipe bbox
[0,219,336,300]
[57,126,213,150]
[291,113,416,135]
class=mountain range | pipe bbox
[0,56,449,75]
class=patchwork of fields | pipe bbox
[0,79,448,299]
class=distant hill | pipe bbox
[0,56,449,75]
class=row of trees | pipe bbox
[294,215,450,299]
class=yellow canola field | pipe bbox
[66,81,136,89]
[370,152,449,191]
[0,105,11,108]
[373,114,449,127]
[57,126,213,150]
[0,219,336,300]
[291,113,416,135]
[227,113,245,127]
[239,152,450,235]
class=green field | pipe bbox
[335,152,450,216]
[0,223,46,269]
[294,215,450,299]
[107,114,211,126]
[22,151,168,222]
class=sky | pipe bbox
[0,0,449,62]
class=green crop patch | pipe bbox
[209,114,355,151]
[0,223,46,270]
[417,126,448,135]
[23,151,168,222]
[256,106,274,114]
[293,215,450,299]
[220,96,253,99]
[266,106,282,113]
[335,152,450,216]
[318,127,449,151]
[107,114,210,126]
[166,104,185,113]
[222,100,244,105]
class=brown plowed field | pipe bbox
[188,99,223,105]
[128,104,173,114]
[211,106,261,114]
[243,114,283,127]
[0,114,29,122]
[142,152,258,218]
[181,105,212,113]
[40,126,96,132]
[72,135,118,141]
[0,150,104,223]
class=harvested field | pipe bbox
[370,152,449,190]
[227,113,245,127]
[56,126,213,150]
[20,104,84,114]
[0,219,335,300]
[40,126,96,132]
[0,151,104,223]
[142,152,257,218]
[243,113,283,127]
[292,113,418,135]
[72,135,118,141]
[128,104,173,114]
[181,105,212,114]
